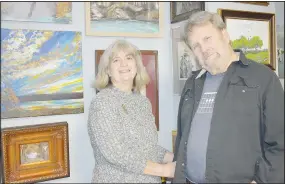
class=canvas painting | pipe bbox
[20,142,49,164]
[1,2,72,23]
[170,2,204,23]
[86,2,163,37]
[227,19,270,65]
[1,28,83,119]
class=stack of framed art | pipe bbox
[1,2,74,183]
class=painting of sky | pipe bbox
[1,29,83,118]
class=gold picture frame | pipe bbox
[1,122,70,183]
[172,130,177,152]
[218,9,276,70]
[85,2,164,37]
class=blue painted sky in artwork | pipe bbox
[1,28,83,96]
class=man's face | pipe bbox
[188,22,231,74]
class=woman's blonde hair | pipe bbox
[94,39,150,92]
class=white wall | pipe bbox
[1,2,283,183]
[1,2,174,183]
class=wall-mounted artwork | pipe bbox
[85,2,164,37]
[95,50,159,130]
[238,1,269,6]
[218,9,276,70]
[172,26,201,95]
[1,122,70,183]
[1,2,72,23]
[1,28,83,119]
[170,2,205,23]
[275,2,285,78]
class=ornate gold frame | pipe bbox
[218,9,276,70]
[1,122,70,183]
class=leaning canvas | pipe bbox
[1,28,83,119]
[1,2,72,23]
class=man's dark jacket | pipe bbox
[173,52,284,183]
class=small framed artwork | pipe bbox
[85,2,164,37]
[218,9,276,70]
[95,50,159,130]
[238,2,269,6]
[1,122,70,183]
[172,130,177,152]
[170,2,205,23]
[1,2,72,23]
[172,26,201,95]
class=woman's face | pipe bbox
[109,51,137,86]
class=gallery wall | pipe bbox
[1,2,283,183]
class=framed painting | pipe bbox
[218,9,276,70]
[95,50,159,130]
[1,122,70,183]
[172,26,201,95]
[238,2,269,6]
[276,2,285,78]
[85,2,164,37]
[1,2,72,23]
[1,28,83,119]
[170,2,205,23]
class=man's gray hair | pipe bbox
[182,11,226,47]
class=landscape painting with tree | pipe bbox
[227,19,269,65]
[1,28,83,119]
[86,2,163,37]
[219,9,275,70]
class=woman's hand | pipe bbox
[163,152,174,163]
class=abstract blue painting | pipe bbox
[1,28,83,118]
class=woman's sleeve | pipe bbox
[88,96,148,174]
[142,96,169,163]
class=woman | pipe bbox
[87,40,176,183]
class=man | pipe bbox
[173,11,284,183]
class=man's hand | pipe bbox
[163,161,176,178]
[250,180,256,183]
[163,152,174,163]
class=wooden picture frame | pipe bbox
[218,9,276,70]
[85,2,164,37]
[172,130,177,152]
[1,122,70,183]
[238,2,269,6]
[170,2,205,23]
[95,50,159,130]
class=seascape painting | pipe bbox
[86,2,163,37]
[1,28,83,119]
[226,19,270,65]
[1,2,72,23]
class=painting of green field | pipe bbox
[226,18,270,65]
